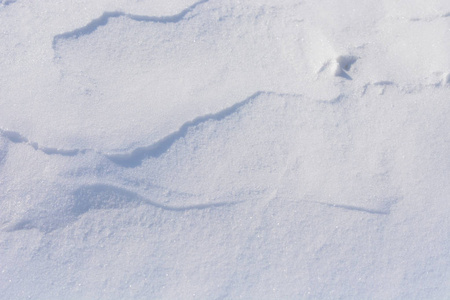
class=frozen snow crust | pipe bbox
[1,0,449,298]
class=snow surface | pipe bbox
[1,0,449,298]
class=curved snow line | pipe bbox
[0,129,84,156]
[106,91,268,167]
[409,12,450,22]
[0,91,269,161]
[52,0,209,49]
[0,91,301,164]
[4,182,244,233]
[73,183,244,213]
[311,200,392,215]
[0,0,17,6]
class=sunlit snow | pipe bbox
[1,0,449,298]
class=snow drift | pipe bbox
[0,0,449,298]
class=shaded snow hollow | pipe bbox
[1,0,449,299]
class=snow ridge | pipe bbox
[52,0,210,49]
[0,129,83,156]
[5,183,244,233]
[311,200,394,215]
[106,91,267,167]
[73,184,243,214]
[0,0,16,6]
[0,91,278,166]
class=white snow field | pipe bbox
[1,0,450,298]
